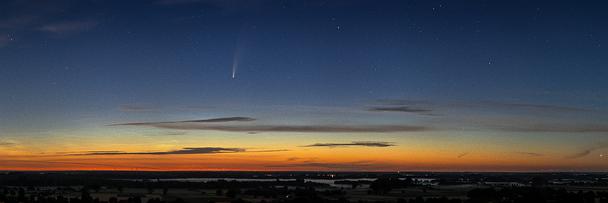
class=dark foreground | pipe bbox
[2,171,608,203]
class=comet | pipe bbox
[231,47,240,79]
[231,24,247,79]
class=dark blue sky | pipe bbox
[1,0,608,171]
[2,1,606,108]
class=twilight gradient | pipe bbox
[1,0,607,171]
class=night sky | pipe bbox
[1,0,608,171]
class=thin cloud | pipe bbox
[0,141,15,146]
[369,99,434,115]
[286,157,301,161]
[39,21,97,34]
[164,131,188,136]
[376,99,591,113]
[567,150,593,159]
[110,117,428,133]
[0,2,92,47]
[120,123,428,133]
[0,1,67,30]
[376,98,603,133]
[285,157,319,162]
[70,147,245,156]
[267,161,377,170]
[515,152,543,157]
[68,147,287,156]
[457,152,469,158]
[368,106,432,113]
[110,116,255,126]
[566,142,608,159]
[0,159,161,170]
[302,141,395,148]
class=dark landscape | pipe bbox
[3,172,608,203]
